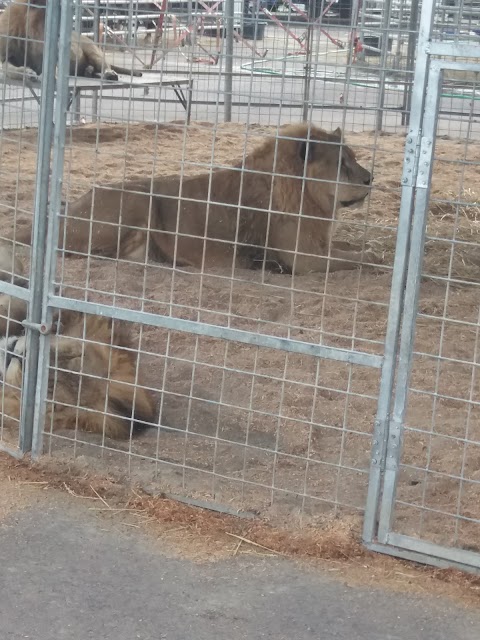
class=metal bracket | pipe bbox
[401,132,421,187]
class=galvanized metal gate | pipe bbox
[363,0,480,573]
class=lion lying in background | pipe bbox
[35,123,373,275]
[0,0,142,82]
[0,245,157,440]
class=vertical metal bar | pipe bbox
[375,0,393,132]
[394,0,404,64]
[357,0,367,42]
[343,0,360,111]
[224,0,235,122]
[363,0,437,543]
[402,0,419,127]
[187,0,193,31]
[377,66,442,542]
[31,0,74,459]
[71,0,82,122]
[190,0,198,53]
[346,0,361,68]
[301,0,315,122]
[127,0,135,46]
[92,2,100,122]
[187,78,193,124]
[19,1,62,453]
[74,0,82,32]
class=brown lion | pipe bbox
[0,0,142,82]
[0,239,28,336]
[54,123,373,274]
[0,308,157,440]
[0,242,157,440]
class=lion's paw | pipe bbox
[104,70,119,81]
[363,249,383,267]
[22,68,39,83]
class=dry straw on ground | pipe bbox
[1,453,480,608]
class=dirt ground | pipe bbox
[0,121,479,551]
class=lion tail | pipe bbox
[110,65,142,77]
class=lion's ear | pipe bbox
[299,140,315,164]
[332,127,343,137]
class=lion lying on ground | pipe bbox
[0,0,142,82]
[18,123,372,275]
[0,246,157,440]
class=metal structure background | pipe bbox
[0,0,478,574]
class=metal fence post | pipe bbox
[19,1,62,453]
[363,0,436,543]
[127,0,135,46]
[70,0,83,122]
[301,0,316,122]
[375,0,393,132]
[92,1,100,122]
[224,0,235,122]
[31,0,74,459]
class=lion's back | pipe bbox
[0,3,46,70]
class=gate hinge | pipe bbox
[416,136,433,189]
[401,133,421,187]
[385,416,402,471]
[370,414,389,467]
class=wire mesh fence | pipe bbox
[0,0,479,572]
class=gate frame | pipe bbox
[363,0,480,575]
[0,1,66,459]
[25,7,389,460]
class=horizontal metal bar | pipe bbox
[428,42,480,59]
[0,442,24,460]
[366,541,480,576]
[159,492,259,519]
[386,532,480,572]
[430,59,480,73]
[49,295,383,368]
[0,280,31,301]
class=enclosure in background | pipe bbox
[0,0,479,574]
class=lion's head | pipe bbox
[263,123,372,216]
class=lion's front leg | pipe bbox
[269,216,375,274]
[327,244,376,271]
[3,62,39,83]
[0,294,27,336]
[0,385,22,432]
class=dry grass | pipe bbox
[430,187,480,224]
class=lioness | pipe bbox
[0,0,142,82]
[0,242,157,440]
[56,123,373,274]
